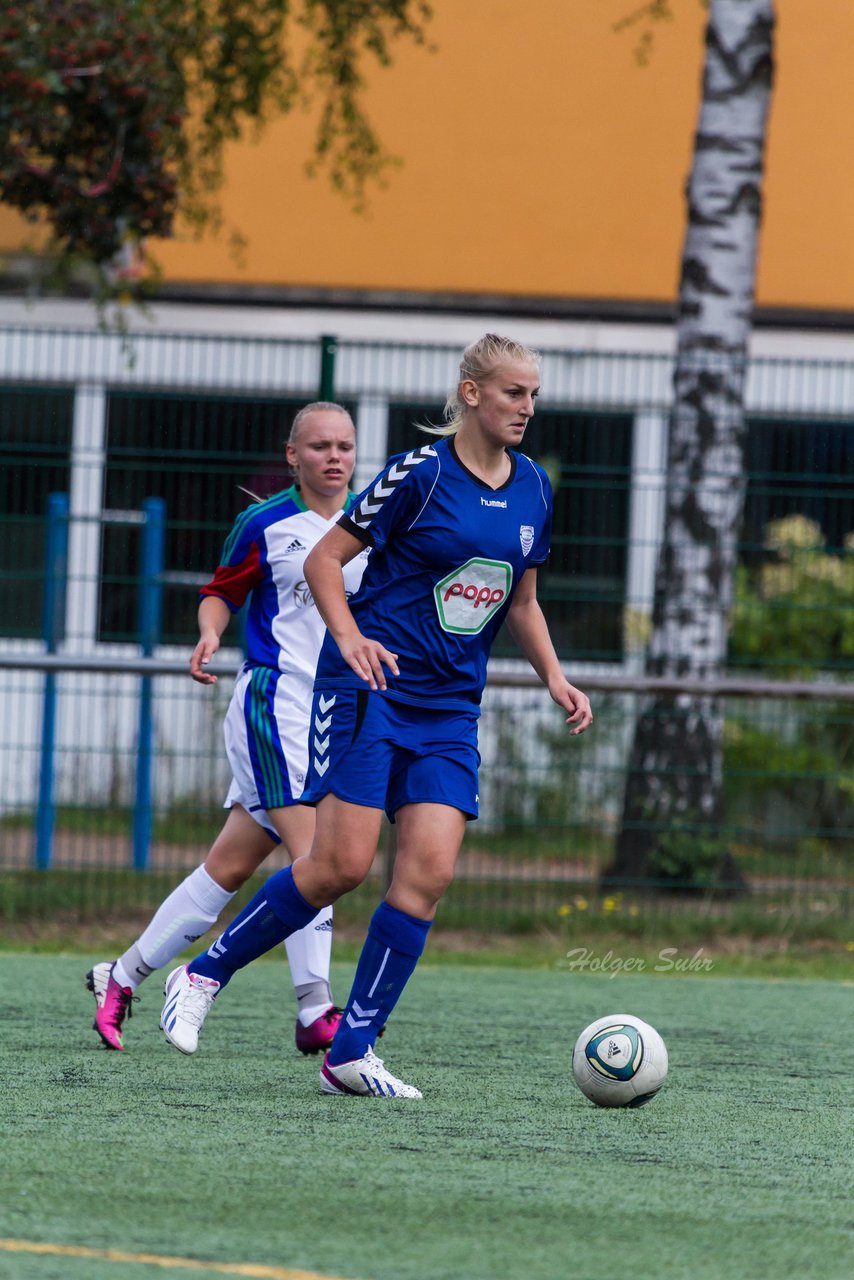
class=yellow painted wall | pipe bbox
[2,0,853,309]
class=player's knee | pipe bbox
[331,866,367,897]
[393,862,454,913]
[306,849,370,900]
[427,863,455,900]
[204,850,259,891]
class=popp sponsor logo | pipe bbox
[434,558,512,634]
[442,581,505,610]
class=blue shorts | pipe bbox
[300,689,481,822]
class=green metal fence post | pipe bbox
[319,334,337,400]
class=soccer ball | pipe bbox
[572,1014,668,1108]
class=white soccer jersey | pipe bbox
[200,486,368,687]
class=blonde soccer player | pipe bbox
[88,402,367,1054]
[161,336,592,1094]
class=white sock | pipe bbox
[285,905,334,1024]
[113,947,152,991]
[128,865,236,975]
[296,983,334,1026]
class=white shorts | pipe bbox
[223,665,313,841]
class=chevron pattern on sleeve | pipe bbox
[349,445,436,530]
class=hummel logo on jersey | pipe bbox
[283,537,307,555]
[351,445,436,528]
[481,497,507,509]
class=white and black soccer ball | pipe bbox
[572,1014,668,1108]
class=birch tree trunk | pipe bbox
[608,0,774,889]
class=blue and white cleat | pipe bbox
[160,965,220,1055]
[319,1048,422,1098]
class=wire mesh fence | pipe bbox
[1,325,852,929]
[0,655,850,928]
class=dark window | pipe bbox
[385,403,633,663]
[742,416,854,558]
[526,410,632,663]
[386,403,442,459]
[0,387,74,639]
[99,393,352,645]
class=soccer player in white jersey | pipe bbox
[87,402,368,1052]
[161,335,593,1095]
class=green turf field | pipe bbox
[0,954,851,1280]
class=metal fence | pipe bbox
[1,325,852,927]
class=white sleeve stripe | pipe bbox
[519,452,549,511]
[407,450,442,531]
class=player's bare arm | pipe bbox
[190,595,233,685]
[505,568,593,735]
[305,523,399,692]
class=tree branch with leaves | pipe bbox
[0,0,432,300]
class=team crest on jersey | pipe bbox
[519,525,535,556]
[293,579,313,608]
[434,558,512,635]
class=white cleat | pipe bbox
[319,1048,422,1099]
[160,965,220,1055]
[86,960,113,1004]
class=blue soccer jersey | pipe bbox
[313,437,552,710]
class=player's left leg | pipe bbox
[321,705,478,1097]
[321,802,466,1090]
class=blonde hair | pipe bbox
[421,333,541,438]
[288,401,354,443]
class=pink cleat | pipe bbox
[86,961,134,1051]
[295,1005,342,1056]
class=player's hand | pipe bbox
[190,631,221,684]
[338,632,399,691]
[550,678,593,736]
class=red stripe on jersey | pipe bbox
[199,540,262,610]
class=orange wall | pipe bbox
[2,0,853,309]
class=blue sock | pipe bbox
[327,900,431,1066]
[189,866,319,988]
